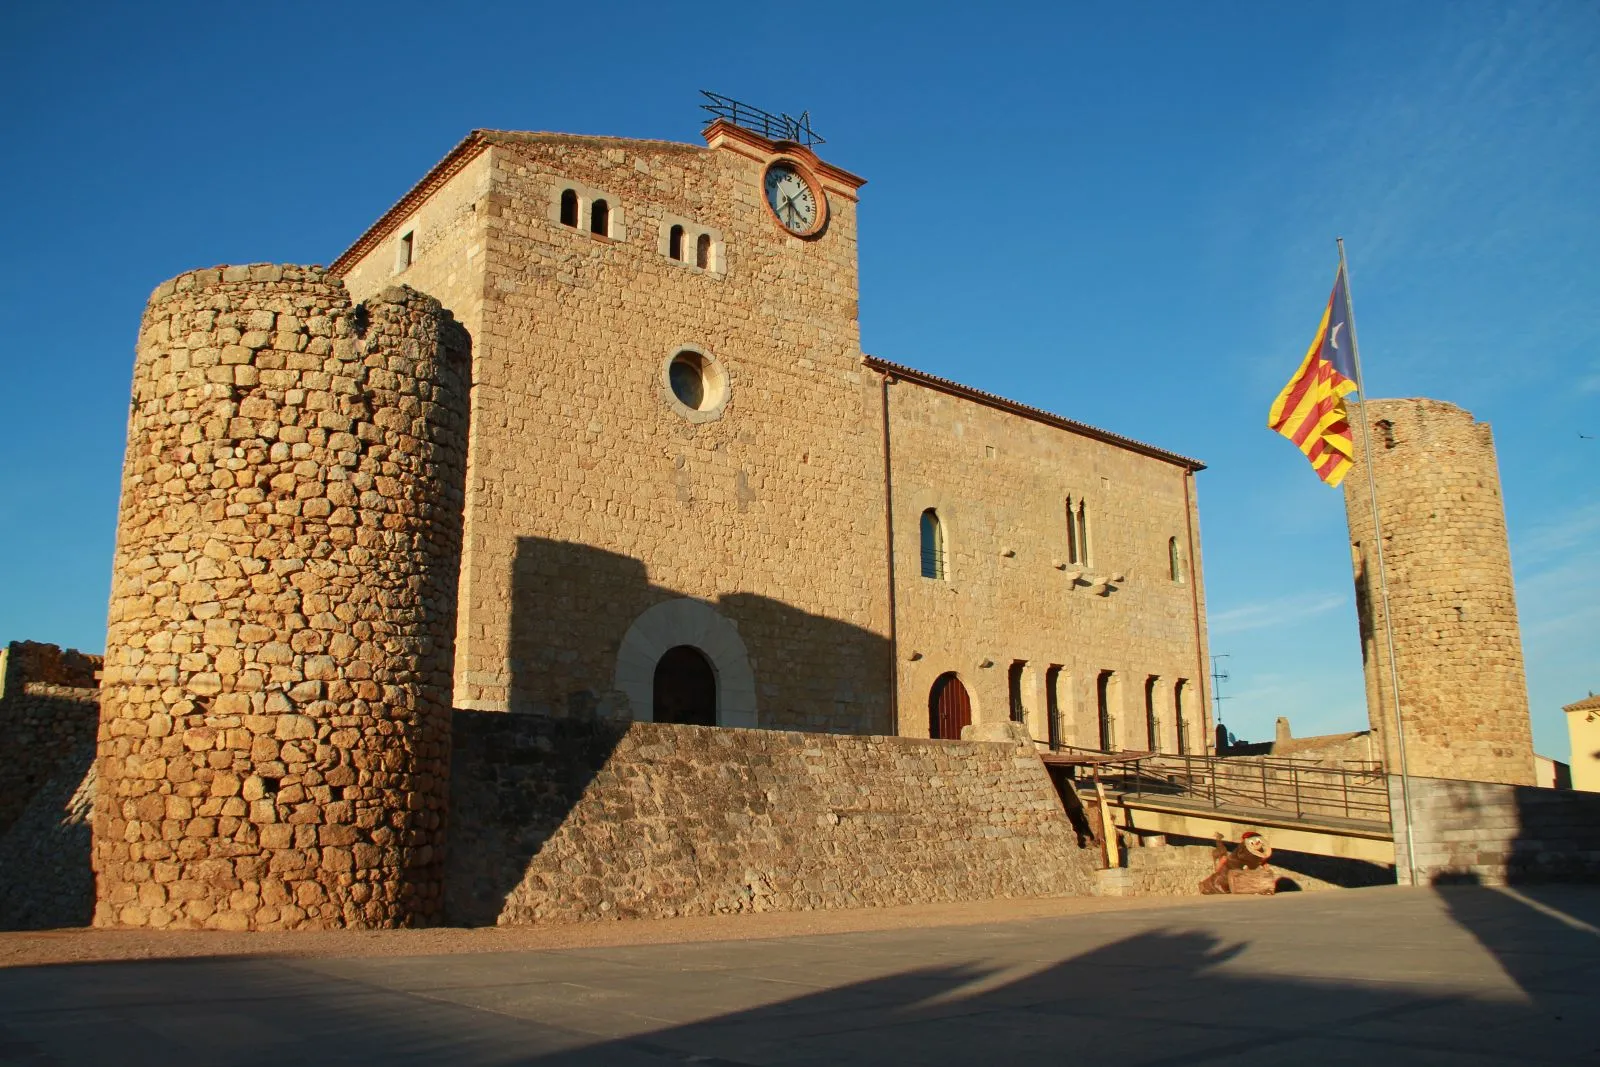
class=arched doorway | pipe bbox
[653,645,717,726]
[928,672,972,740]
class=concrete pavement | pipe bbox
[1,885,1596,1065]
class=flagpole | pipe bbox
[1338,237,1419,886]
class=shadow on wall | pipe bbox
[446,535,894,926]
[0,743,95,930]
[1,886,1596,1063]
[503,536,890,731]
[1399,776,1600,888]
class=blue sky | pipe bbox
[2,2,1595,760]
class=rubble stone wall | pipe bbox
[1345,399,1535,785]
[93,265,470,930]
[448,715,1095,926]
[0,642,101,834]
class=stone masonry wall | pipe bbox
[1344,399,1534,785]
[94,266,470,930]
[1392,775,1600,885]
[0,642,101,835]
[885,378,1210,751]
[340,131,892,734]
[448,715,1095,926]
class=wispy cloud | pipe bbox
[1209,592,1347,636]
[1516,502,1600,569]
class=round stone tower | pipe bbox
[93,265,470,929]
[1344,398,1534,786]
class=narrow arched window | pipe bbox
[696,233,711,269]
[559,189,578,228]
[920,508,945,579]
[1076,500,1091,567]
[590,198,609,236]
[1169,537,1183,582]
[1065,497,1079,565]
[668,224,684,261]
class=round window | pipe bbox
[662,347,728,422]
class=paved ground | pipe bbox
[1,885,1596,1065]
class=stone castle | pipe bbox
[3,112,1542,930]
[82,117,1213,929]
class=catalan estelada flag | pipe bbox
[1268,265,1360,486]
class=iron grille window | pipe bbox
[1008,661,1027,724]
[919,508,945,579]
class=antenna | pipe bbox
[700,91,826,147]
[1210,654,1231,722]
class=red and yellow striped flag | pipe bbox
[1268,265,1359,487]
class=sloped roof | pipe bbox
[863,356,1205,471]
[1564,693,1600,714]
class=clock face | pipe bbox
[764,162,822,235]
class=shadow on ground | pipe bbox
[1,886,1596,1065]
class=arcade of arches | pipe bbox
[929,667,1195,753]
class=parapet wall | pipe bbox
[1393,775,1600,885]
[1345,399,1534,785]
[93,265,470,930]
[448,716,1096,926]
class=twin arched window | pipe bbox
[558,188,611,237]
[920,508,945,580]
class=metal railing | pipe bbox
[700,91,825,146]
[1095,751,1391,829]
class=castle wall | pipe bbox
[1344,399,1534,786]
[0,642,100,836]
[447,715,1095,925]
[94,266,470,930]
[431,135,890,731]
[884,377,1210,751]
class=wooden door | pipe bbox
[929,672,972,740]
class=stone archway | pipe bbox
[613,598,757,727]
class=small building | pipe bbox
[1563,693,1600,792]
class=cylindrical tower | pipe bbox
[94,265,470,929]
[1344,398,1534,786]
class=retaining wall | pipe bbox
[448,715,1095,926]
[1392,775,1600,885]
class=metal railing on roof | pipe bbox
[700,91,825,147]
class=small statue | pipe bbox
[1199,831,1277,895]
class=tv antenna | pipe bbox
[1210,654,1231,722]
